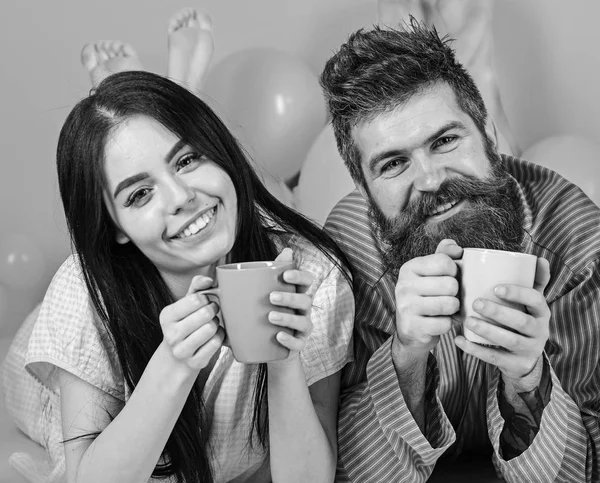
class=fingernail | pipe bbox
[473,299,484,311]
[270,293,282,303]
[495,286,506,297]
[269,312,282,321]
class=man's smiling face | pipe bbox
[353,82,524,268]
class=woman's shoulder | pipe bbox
[26,254,124,398]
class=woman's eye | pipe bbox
[125,188,151,207]
[176,153,203,171]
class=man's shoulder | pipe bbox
[324,190,372,250]
[507,155,600,269]
[324,190,390,284]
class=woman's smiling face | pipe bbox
[102,115,238,287]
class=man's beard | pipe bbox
[368,151,525,271]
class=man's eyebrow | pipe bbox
[368,121,466,171]
[367,121,467,173]
[424,121,467,146]
[113,173,149,199]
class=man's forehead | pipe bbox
[353,94,467,153]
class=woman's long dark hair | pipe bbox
[56,70,351,482]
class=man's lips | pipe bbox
[425,199,465,221]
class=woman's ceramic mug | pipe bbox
[198,260,295,363]
[453,248,537,346]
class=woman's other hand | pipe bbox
[159,275,224,372]
[268,248,314,366]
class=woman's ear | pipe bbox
[115,230,130,245]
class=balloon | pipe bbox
[522,135,600,207]
[258,168,295,208]
[0,284,7,321]
[0,233,45,289]
[294,124,356,226]
[204,48,327,182]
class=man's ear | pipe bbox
[355,179,369,201]
[115,230,130,245]
[484,116,499,150]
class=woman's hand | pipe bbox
[159,275,225,373]
[267,248,314,366]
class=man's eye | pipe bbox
[381,158,402,173]
[433,136,457,149]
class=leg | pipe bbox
[167,7,214,93]
[81,41,144,88]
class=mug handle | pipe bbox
[194,287,231,348]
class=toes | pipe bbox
[120,42,139,59]
[195,9,212,31]
[168,7,212,34]
[80,43,100,70]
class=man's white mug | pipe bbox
[453,248,538,346]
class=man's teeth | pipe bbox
[429,201,457,216]
[178,208,216,238]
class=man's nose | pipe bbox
[412,155,447,192]
[165,177,195,214]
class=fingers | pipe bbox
[402,252,458,278]
[533,257,551,293]
[189,326,226,369]
[275,330,305,352]
[414,295,460,317]
[396,315,453,348]
[268,311,311,334]
[435,239,463,259]
[492,283,551,321]
[455,335,512,368]
[463,316,529,351]
[282,268,314,293]
[269,311,312,352]
[186,275,215,296]
[270,291,312,313]
[160,289,214,325]
[162,302,220,345]
[401,275,459,297]
[171,317,220,359]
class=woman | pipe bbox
[24,71,353,483]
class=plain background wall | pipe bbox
[0,0,598,334]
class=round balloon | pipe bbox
[522,135,600,207]
[259,169,295,208]
[0,284,7,321]
[204,48,327,182]
[294,124,356,226]
[0,233,45,289]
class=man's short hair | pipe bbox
[320,18,488,186]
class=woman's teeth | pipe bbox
[178,207,216,239]
[429,200,458,216]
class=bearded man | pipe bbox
[321,19,600,483]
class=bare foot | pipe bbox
[81,41,144,88]
[167,7,214,92]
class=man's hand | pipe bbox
[455,257,551,392]
[394,239,462,356]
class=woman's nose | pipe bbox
[165,177,196,214]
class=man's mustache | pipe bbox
[401,174,508,223]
